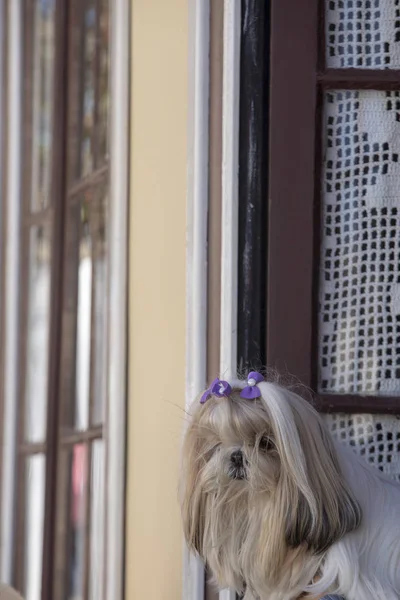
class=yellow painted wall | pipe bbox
[126,0,188,598]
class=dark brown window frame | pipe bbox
[267,0,400,414]
[53,0,109,597]
[14,1,68,596]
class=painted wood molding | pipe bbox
[106,0,130,598]
[220,0,241,381]
[219,1,241,599]
[184,0,210,599]
[1,0,22,583]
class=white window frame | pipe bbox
[1,0,23,582]
[185,1,241,599]
[106,0,130,598]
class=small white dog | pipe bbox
[180,372,400,600]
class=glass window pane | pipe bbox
[62,186,109,430]
[319,90,400,395]
[68,443,88,600]
[25,225,51,442]
[92,187,108,425]
[325,0,400,69]
[80,0,97,178]
[88,440,105,600]
[24,455,46,600]
[325,413,400,481]
[75,202,92,431]
[30,0,55,211]
[98,0,110,163]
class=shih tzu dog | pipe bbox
[180,372,400,600]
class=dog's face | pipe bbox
[187,388,279,486]
[180,381,361,598]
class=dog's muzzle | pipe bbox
[229,449,247,480]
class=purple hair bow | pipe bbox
[200,377,233,404]
[240,371,264,400]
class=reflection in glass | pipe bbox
[68,444,88,600]
[92,189,108,424]
[89,441,105,600]
[25,226,51,442]
[31,0,55,211]
[98,0,110,163]
[80,1,97,177]
[75,203,92,430]
[24,455,46,600]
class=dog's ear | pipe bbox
[281,420,361,553]
[257,382,362,554]
[283,480,361,553]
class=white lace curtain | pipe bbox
[319,0,400,482]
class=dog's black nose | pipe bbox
[230,450,243,467]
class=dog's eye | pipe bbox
[259,435,274,452]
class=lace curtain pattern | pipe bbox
[326,413,400,480]
[326,0,400,69]
[319,90,400,396]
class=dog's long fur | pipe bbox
[180,378,400,600]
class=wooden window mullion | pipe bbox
[23,206,52,228]
[83,441,92,600]
[0,2,9,564]
[18,442,47,456]
[53,2,86,592]
[60,425,103,446]
[268,0,400,413]
[41,0,69,596]
[267,0,319,386]
[67,163,109,200]
[320,69,400,88]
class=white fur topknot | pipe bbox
[180,377,400,600]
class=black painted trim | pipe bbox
[237,0,270,372]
